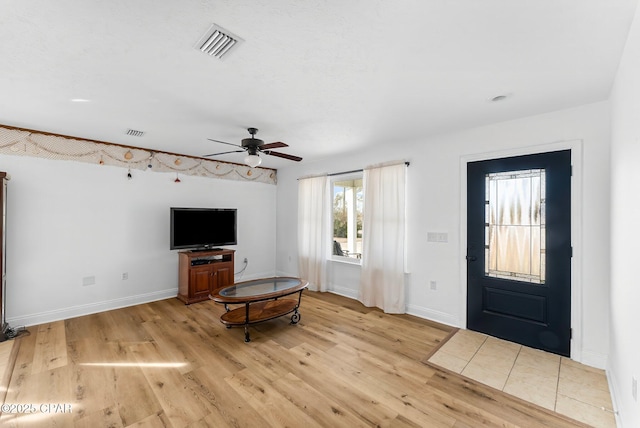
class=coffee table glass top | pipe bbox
[214,277,307,301]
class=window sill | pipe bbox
[329,256,362,265]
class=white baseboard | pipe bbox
[275,269,297,278]
[6,288,178,327]
[236,270,278,282]
[329,284,359,300]
[325,288,461,328]
[606,364,624,428]
[406,304,461,328]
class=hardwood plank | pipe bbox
[65,310,119,343]
[0,365,74,427]
[66,338,118,419]
[73,405,124,428]
[183,364,271,428]
[31,321,67,374]
[0,334,38,427]
[251,316,307,349]
[112,364,164,427]
[253,339,400,426]
[117,411,172,428]
[270,371,371,428]
[0,291,590,427]
[0,340,14,379]
[106,306,155,343]
[225,368,325,427]
[301,298,445,361]
[140,318,207,375]
[288,342,457,428]
[0,337,19,405]
[216,340,290,384]
[130,341,211,427]
[304,291,375,314]
[326,342,438,389]
[363,310,451,350]
[301,319,417,369]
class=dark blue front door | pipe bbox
[466,150,571,356]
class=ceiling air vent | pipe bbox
[126,129,145,137]
[195,24,243,60]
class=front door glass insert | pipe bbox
[485,169,546,284]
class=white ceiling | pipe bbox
[0,0,637,169]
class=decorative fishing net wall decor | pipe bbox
[0,125,277,185]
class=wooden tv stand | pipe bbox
[177,249,235,304]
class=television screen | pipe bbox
[170,208,237,250]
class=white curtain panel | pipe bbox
[297,175,329,291]
[359,162,406,313]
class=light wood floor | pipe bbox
[0,291,591,427]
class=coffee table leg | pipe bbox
[291,309,300,324]
[244,302,251,342]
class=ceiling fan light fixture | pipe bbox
[204,127,302,164]
[244,154,262,168]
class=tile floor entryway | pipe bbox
[428,329,616,428]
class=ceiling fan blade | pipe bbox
[207,138,243,148]
[259,142,288,150]
[264,151,303,162]
[203,149,245,157]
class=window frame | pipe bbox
[484,168,546,285]
[330,172,363,264]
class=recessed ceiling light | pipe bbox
[70,98,91,103]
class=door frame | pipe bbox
[459,139,583,361]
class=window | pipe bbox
[485,169,546,284]
[331,173,363,261]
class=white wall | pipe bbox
[610,1,640,425]
[276,101,611,368]
[0,155,277,326]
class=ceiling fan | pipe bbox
[203,127,302,167]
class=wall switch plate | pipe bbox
[633,376,638,402]
[427,232,448,243]
[82,276,95,286]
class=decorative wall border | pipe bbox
[0,124,277,185]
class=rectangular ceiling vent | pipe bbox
[195,24,244,60]
[125,129,145,137]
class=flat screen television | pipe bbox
[170,207,237,250]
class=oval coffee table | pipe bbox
[209,277,308,342]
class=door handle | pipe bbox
[466,255,477,262]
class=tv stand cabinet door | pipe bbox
[212,262,233,291]
[190,266,214,300]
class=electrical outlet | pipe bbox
[429,280,437,290]
[633,376,638,402]
[122,272,128,280]
[244,258,248,263]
